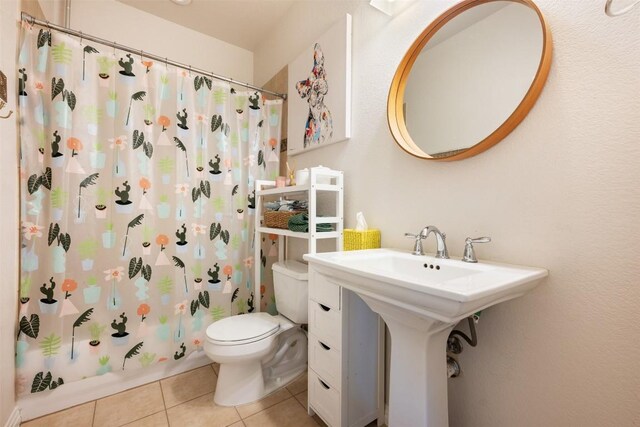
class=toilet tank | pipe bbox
[272,260,308,323]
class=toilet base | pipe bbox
[213,327,308,406]
[214,361,265,406]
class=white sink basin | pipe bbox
[304,248,547,323]
[304,248,547,427]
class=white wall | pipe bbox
[68,0,254,84]
[254,1,640,425]
[0,0,19,425]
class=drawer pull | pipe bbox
[319,341,331,351]
[318,303,331,312]
[318,378,331,390]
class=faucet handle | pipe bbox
[467,237,490,244]
[405,232,425,256]
[462,237,491,263]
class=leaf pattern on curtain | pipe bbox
[16,27,282,395]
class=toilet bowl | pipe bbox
[204,260,309,406]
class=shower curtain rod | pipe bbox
[20,12,288,100]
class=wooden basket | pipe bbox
[264,211,306,229]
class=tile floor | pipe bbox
[21,364,372,427]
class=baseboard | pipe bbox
[3,407,21,427]
[18,351,211,422]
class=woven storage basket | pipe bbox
[343,229,381,251]
[264,211,306,229]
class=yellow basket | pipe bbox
[343,229,381,251]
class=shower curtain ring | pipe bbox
[140,49,144,62]
[79,31,82,46]
[188,65,192,76]
[45,20,50,29]
[165,57,168,69]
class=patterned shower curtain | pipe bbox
[16,26,282,395]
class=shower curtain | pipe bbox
[16,26,282,395]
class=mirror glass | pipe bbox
[388,0,551,160]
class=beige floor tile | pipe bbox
[161,366,217,408]
[228,422,245,427]
[312,414,328,427]
[313,415,379,427]
[166,393,241,427]
[94,382,165,427]
[122,411,168,427]
[235,387,292,419]
[285,371,307,395]
[211,363,220,375]
[294,390,308,411]
[21,402,95,427]
[313,412,379,427]
[243,397,320,427]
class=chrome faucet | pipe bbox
[421,226,449,259]
[405,226,449,258]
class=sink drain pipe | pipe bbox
[450,315,478,348]
[446,312,481,378]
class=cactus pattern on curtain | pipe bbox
[16,26,282,395]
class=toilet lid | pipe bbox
[206,313,280,344]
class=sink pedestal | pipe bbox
[304,248,547,427]
[359,296,455,427]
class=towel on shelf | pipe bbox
[265,199,309,212]
[287,213,333,233]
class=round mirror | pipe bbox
[387,0,552,161]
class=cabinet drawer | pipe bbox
[308,332,341,390]
[309,369,341,427]
[309,271,341,310]
[308,299,342,350]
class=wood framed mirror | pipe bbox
[387,0,552,161]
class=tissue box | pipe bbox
[343,229,381,251]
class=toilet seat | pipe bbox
[206,312,281,346]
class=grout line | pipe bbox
[91,400,97,426]
[163,388,215,410]
[164,390,215,411]
[163,366,218,409]
[237,388,297,420]
[94,380,169,427]
[115,410,167,427]
[158,379,168,411]
[293,392,306,411]
[162,364,206,381]
[231,407,243,426]
[164,409,170,427]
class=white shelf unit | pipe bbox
[307,268,380,427]
[253,167,344,309]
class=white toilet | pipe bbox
[204,260,309,406]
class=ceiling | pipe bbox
[116,0,297,51]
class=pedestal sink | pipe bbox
[303,248,547,427]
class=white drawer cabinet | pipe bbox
[309,270,341,309]
[308,332,342,388]
[309,298,343,351]
[308,268,380,427]
[309,369,341,427]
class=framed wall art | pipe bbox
[287,14,352,155]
